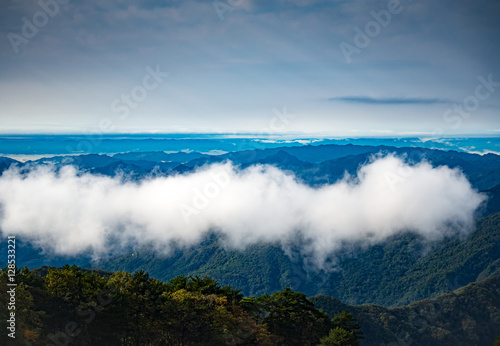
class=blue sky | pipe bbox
[0,0,499,136]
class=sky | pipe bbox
[1,0,499,136]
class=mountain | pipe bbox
[255,150,310,171]
[310,275,500,346]
[32,153,120,168]
[181,144,500,191]
[288,145,500,190]
[90,236,299,297]
[113,151,206,163]
[324,211,500,306]
[0,238,91,269]
[106,145,500,190]
[3,144,500,190]
[90,161,150,177]
[0,156,20,175]
[485,183,500,216]
[90,212,500,307]
[3,265,498,345]
[2,144,500,306]
[185,154,225,168]
[274,143,380,163]
[0,156,19,166]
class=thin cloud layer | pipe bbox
[0,156,486,266]
[328,96,451,105]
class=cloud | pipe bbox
[328,96,451,105]
[0,156,486,266]
[458,148,500,156]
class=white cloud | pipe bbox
[0,155,486,267]
[458,148,500,156]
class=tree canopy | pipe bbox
[0,265,362,345]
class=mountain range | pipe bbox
[311,274,500,345]
[89,211,500,307]
[1,143,499,307]
[2,143,500,191]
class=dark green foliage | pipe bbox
[0,266,342,345]
[93,238,299,297]
[165,274,243,303]
[311,275,500,346]
[317,312,363,346]
[485,183,500,216]
[331,311,363,342]
[318,327,359,346]
[3,265,499,345]
[328,211,500,306]
[0,266,43,345]
[241,287,333,345]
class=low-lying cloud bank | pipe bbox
[0,155,486,265]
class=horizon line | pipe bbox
[0,132,499,139]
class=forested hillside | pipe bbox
[92,212,500,306]
[0,266,359,345]
[1,266,498,345]
[311,275,500,345]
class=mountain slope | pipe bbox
[485,183,500,215]
[310,275,500,346]
[113,151,206,163]
[328,211,500,306]
[91,212,500,306]
[91,237,301,297]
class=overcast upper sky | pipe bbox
[1,0,499,136]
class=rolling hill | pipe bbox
[310,275,500,345]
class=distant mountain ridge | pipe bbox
[2,143,500,191]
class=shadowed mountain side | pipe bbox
[310,275,500,346]
[485,183,500,216]
[90,212,500,307]
[0,238,92,269]
[326,212,500,306]
[112,151,206,162]
[90,237,308,297]
[177,145,500,191]
[31,153,120,167]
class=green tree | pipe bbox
[331,311,363,342]
[318,326,359,346]
[1,266,44,345]
[107,270,169,345]
[166,275,243,304]
[242,287,332,345]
